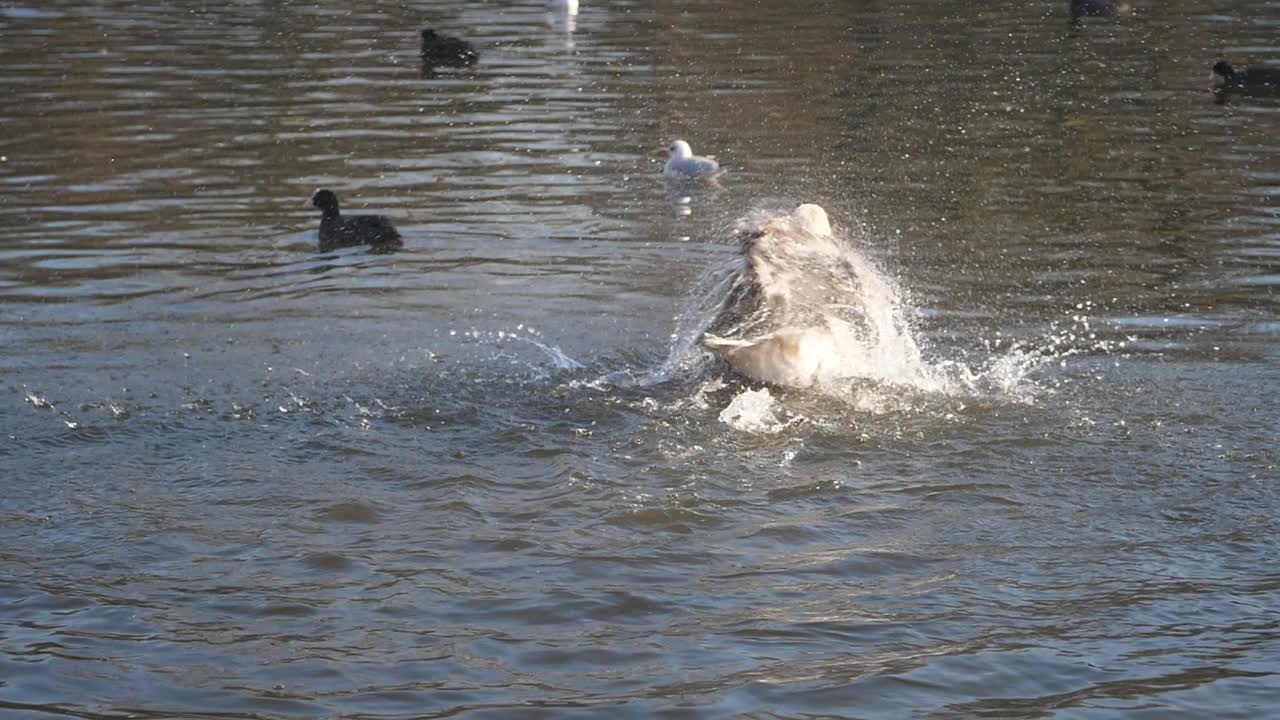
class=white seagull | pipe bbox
[659,140,724,181]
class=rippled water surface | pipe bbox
[3,0,1280,718]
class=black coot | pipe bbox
[420,28,477,67]
[1212,61,1280,93]
[310,189,403,254]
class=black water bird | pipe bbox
[310,189,403,254]
[420,28,477,67]
[1211,60,1280,93]
[1070,0,1130,21]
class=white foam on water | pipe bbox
[718,387,791,433]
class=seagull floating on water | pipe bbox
[545,0,579,36]
[659,140,724,182]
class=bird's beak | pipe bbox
[655,147,670,157]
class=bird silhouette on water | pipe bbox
[310,189,403,254]
[420,28,477,67]
[1211,60,1280,95]
[1069,0,1130,22]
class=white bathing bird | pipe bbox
[702,203,846,388]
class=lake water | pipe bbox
[2,0,1279,718]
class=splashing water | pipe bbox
[717,387,799,433]
[647,202,1099,411]
[447,325,583,375]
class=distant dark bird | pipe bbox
[310,189,403,254]
[1070,0,1130,21]
[1211,60,1280,93]
[420,28,477,67]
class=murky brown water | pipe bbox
[3,1,1279,718]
